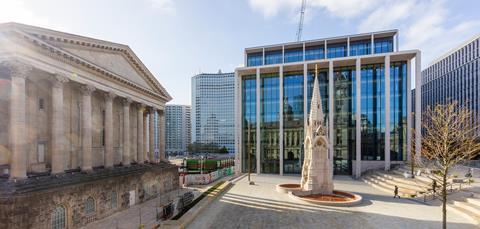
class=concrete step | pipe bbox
[454,200,480,215]
[362,176,417,197]
[375,172,431,190]
[370,174,426,193]
[447,203,480,225]
[467,198,480,208]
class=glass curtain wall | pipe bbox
[350,41,371,56]
[242,75,257,173]
[390,62,407,161]
[361,64,385,160]
[305,46,325,61]
[374,38,393,54]
[265,51,283,65]
[327,44,347,58]
[283,72,304,174]
[261,73,280,174]
[247,53,263,67]
[284,48,303,63]
[333,67,355,175]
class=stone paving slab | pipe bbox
[188,174,478,229]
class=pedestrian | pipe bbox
[432,179,437,199]
[394,185,400,198]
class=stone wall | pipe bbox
[0,164,179,229]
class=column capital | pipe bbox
[81,84,96,95]
[149,106,157,114]
[105,91,116,102]
[2,60,32,79]
[137,103,146,111]
[51,73,69,88]
[123,97,132,106]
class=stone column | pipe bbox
[255,68,261,174]
[406,60,412,162]
[51,73,69,174]
[6,61,31,179]
[303,64,308,136]
[415,53,422,162]
[385,55,391,171]
[104,91,116,168]
[279,65,284,176]
[355,58,362,178]
[81,85,95,171]
[328,61,334,165]
[137,104,145,164]
[143,114,148,162]
[149,107,156,162]
[122,98,132,166]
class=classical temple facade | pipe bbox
[0,23,178,228]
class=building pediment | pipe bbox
[0,22,172,101]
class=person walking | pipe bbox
[394,185,400,198]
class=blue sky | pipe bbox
[1,0,479,105]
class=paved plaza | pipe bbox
[188,174,477,229]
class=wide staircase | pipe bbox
[446,189,480,225]
[362,166,432,198]
[362,165,480,225]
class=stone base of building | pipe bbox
[0,162,179,229]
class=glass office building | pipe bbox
[235,30,422,177]
[421,35,480,137]
[165,105,191,154]
[192,71,235,154]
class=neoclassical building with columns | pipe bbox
[0,23,178,228]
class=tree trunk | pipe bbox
[442,169,448,229]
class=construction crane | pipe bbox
[296,0,307,42]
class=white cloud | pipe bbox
[248,0,379,19]
[0,0,51,27]
[148,0,175,13]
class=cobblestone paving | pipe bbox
[188,174,477,229]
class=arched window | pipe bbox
[51,206,66,229]
[111,191,117,209]
[85,197,95,214]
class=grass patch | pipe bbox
[172,181,226,220]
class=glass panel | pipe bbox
[247,53,263,67]
[284,48,303,63]
[305,46,325,60]
[260,73,280,174]
[51,206,66,229]
[361,64,385,160]
[333,67,355,175]
[283,72,304,174]
[265,51,282,65]
[390,62,407,161]
[327,44,347,58]
[242,75,257,173]
[350,41,371,56]
[111,191,118,209]
[85,197,95,214]
[374,38,393,54]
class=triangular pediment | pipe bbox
[59,45,153,90]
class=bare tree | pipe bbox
[420,102,480,229]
